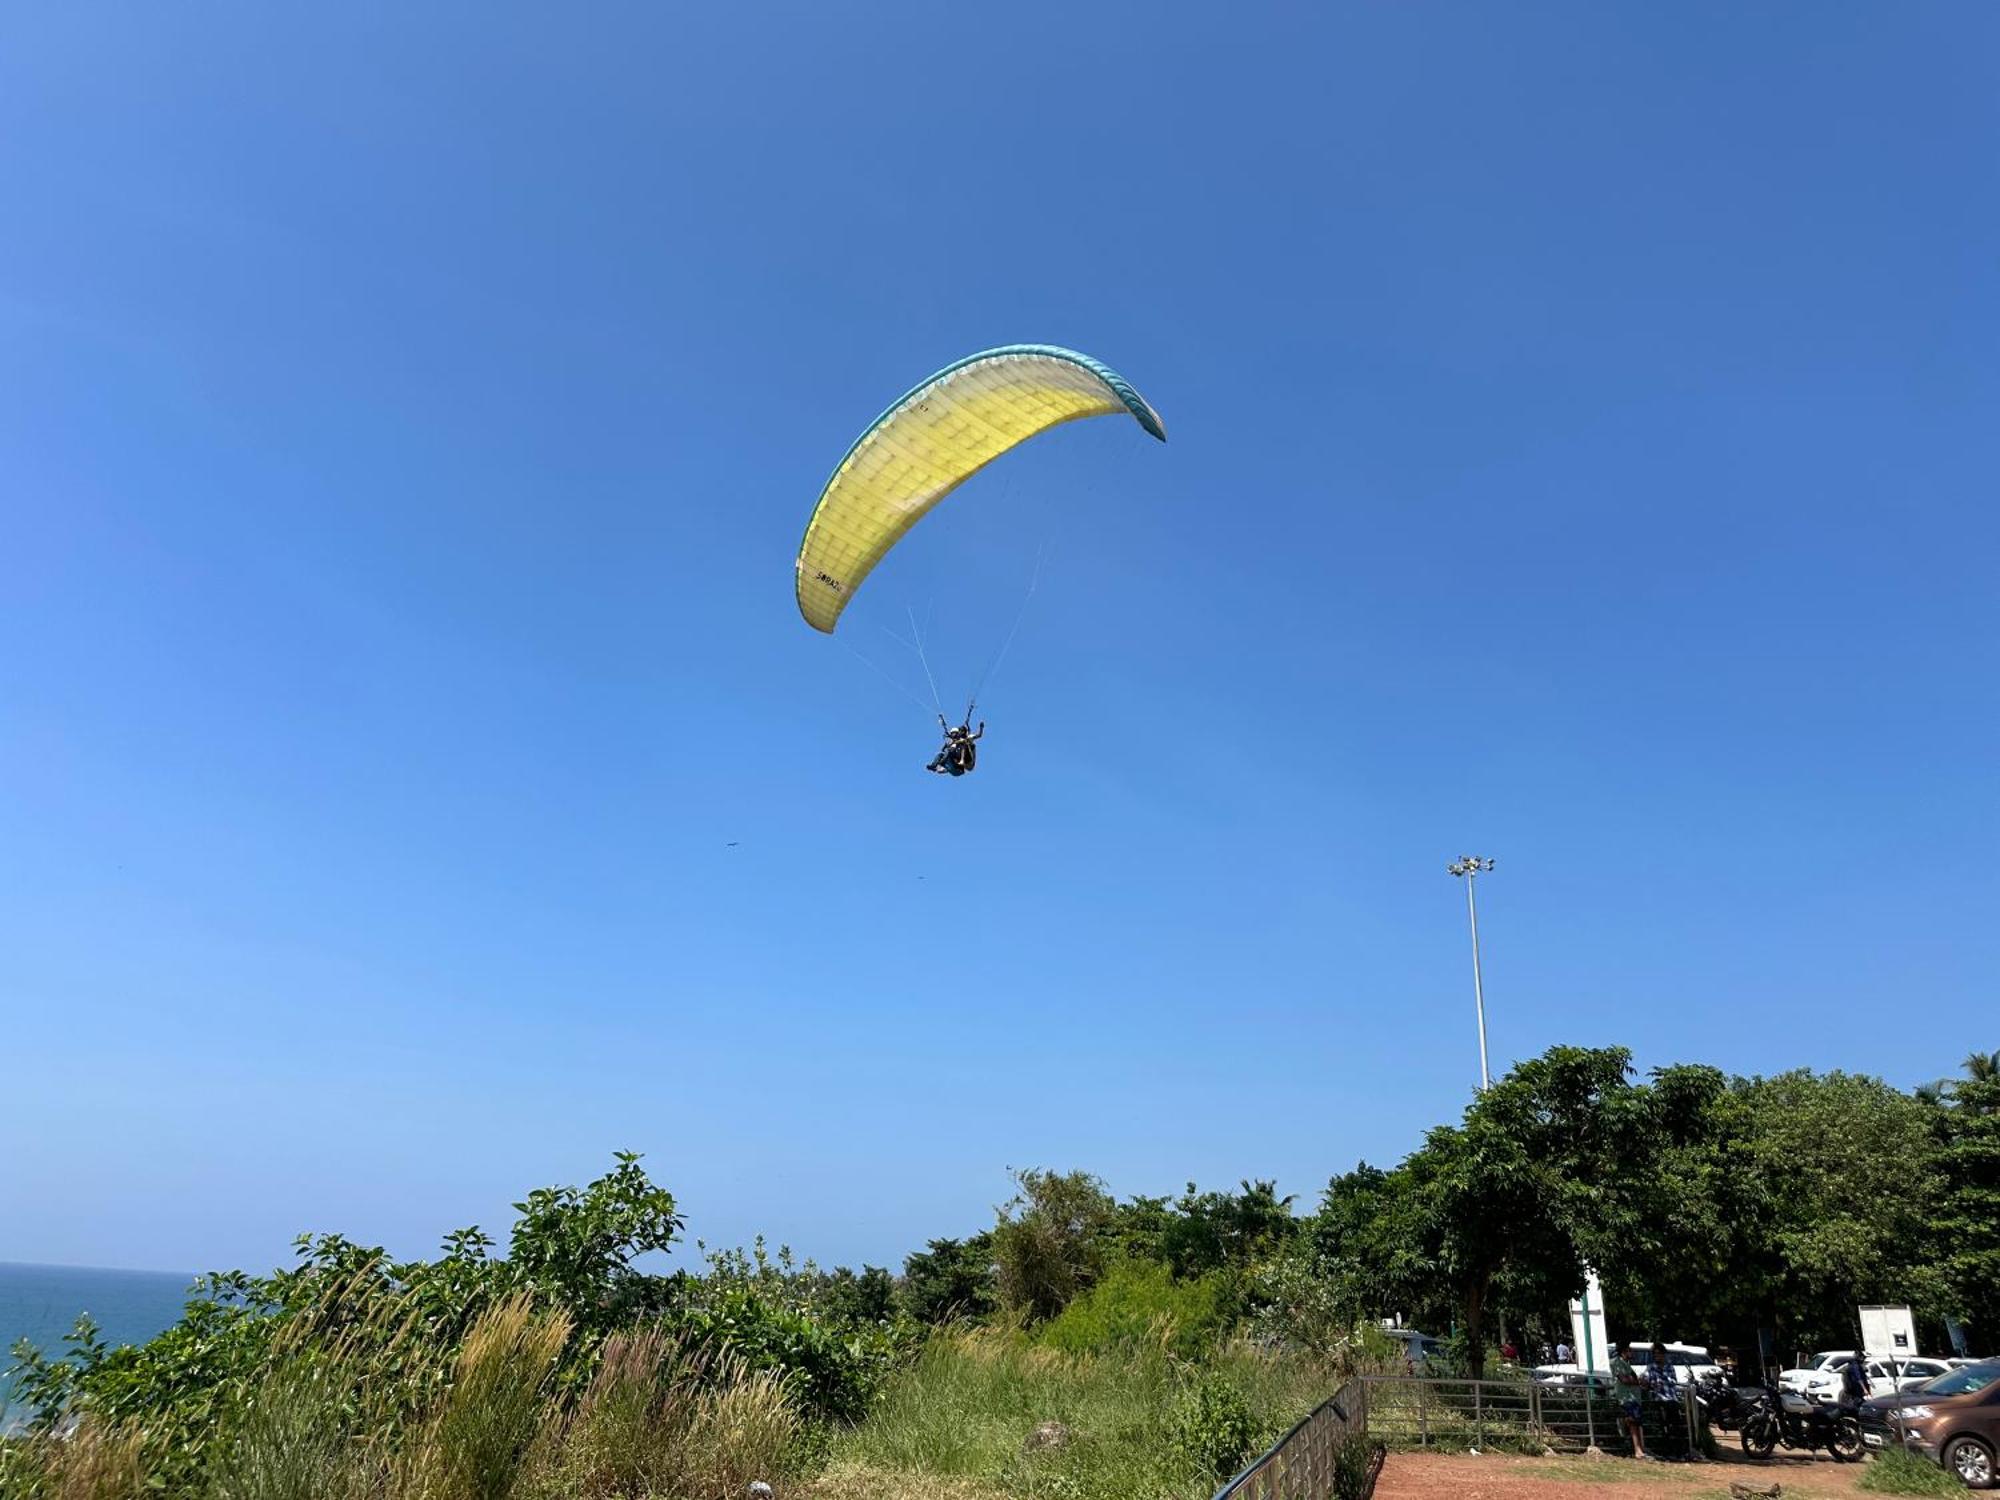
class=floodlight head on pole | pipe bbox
[1448,855,1496,878]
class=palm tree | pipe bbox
[1944,1050,2000,1119]
[1916,1052,1999,1112]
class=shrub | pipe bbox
[675,1281,895,1425]
[4,1155,683,1488]
[1858,1446,1965,1496]
[1039,1261,1233,1360]
[1167,1372,1259,1483]
[1331,1432,1377,1500]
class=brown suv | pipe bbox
[1860,1356,2000,1488]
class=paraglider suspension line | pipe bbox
[908,605,945,720]
[882,606,946,721]
[836,633,936,718]
[964,538,1047,723]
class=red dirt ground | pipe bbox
[1373,1449,1882,1500]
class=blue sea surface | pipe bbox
[2,1261,193,1430]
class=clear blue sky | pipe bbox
[3,3,1995,1277]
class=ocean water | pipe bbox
[1,1261,193,1429]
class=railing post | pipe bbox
[1530,1380,1542,1438]
[1475,1380,1485,1449]
[1420,1378,1429,1447]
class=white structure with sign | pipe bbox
[1859,1304,1918,1360]
[1569,1268,1611,1374]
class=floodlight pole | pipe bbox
[1448,856,1496,1090]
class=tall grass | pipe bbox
[0,1419,151,1500]
[827,1327,1329,1500]
[205,1352,377,1500]
[0,1290,804,1500]
[550,1327,797,1500]
[682,1366,798,1498]
[405,1296,571,1500]
[3,1288,1328,1500]
[204,1280,429,1500]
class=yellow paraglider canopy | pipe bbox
[794,345,1165,633]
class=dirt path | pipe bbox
[1374,1449,1882,1500]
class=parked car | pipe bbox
[1779,1351,1952,1402]
[1779,1350,1857,1397]
[1885,1358,1956,1391]
[1531,1363,1602,1388]
[1859,1356,2000,1489]
[1659,1343,1724,1385]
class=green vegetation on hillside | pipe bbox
[4,1043,1992,1499]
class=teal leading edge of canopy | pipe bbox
[838,344,1170,453]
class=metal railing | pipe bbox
[1213,1378,1381,1500]
[1211,1371,1709,1499]
[1358,1373,1705,1457]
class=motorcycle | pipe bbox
[1693,1372,1759,1433]
[1737,1386,1863,1462]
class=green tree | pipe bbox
[1593,1063,1771,1345]
[1730,1070,1946,1347]
[1105,1194,1174,1263]
[503,1150,683,1332]
[1293,1164,1440,1330]
[992,1168,1117,1321]
[899,1233,997,1324]
[1159,1180,1298,1278]
[821,1264,898,1325]
[1389,1047,1662,1375]
[1933,1049,2000,1349]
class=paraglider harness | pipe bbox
[927,716,984,777]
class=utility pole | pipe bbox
[1447,855,1496,1090]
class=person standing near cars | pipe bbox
[1611,1342,1648,1459]
[1648,1342,1682,1457]
[1838,1354,1869,1411]
[1648,1342,1677,1400]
